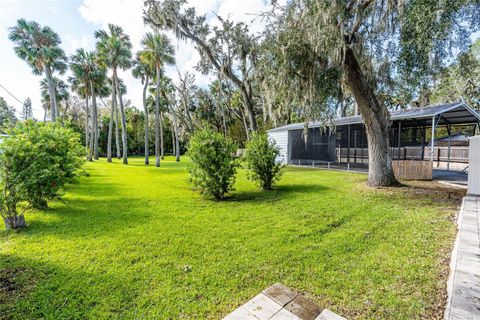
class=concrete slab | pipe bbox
[315,309,347,320]
[284,295,322,320]
[224,306,259,320]
[243,294,283,320]
[223,285,346,320]
[445,196,480,320]
[270,308,301,320]
[263,284,298,307]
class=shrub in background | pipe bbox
[244,133,283,190]
[187,129,239,200]
[0,120,84,211]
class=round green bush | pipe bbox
[0,120,84,210]
[187,129,239,200]
[244,133,283,190]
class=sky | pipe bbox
[0,0,274,119]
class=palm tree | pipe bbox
[92,74,111,160]
[132,53,155,165]
[139,31,175,167]
[95,24,132,164]
[8,19,67,121]
[160,76,180,162]
[69,74,91,160]
[70,48,108,161]
[114,79,127,159]
[40,77,69,122]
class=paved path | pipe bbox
[445,195,480,319]
[223,284,345,320]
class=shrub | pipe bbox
[0,120,84,210]
[0,170,28,229]
[187,129,239,200]
[244,133,283,190]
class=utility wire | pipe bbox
[0,82,24,105]
[0,82,45,117]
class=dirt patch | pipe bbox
[0,267,38,305]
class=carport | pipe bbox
[268,102,480,172]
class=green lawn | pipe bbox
[0,157,462,319]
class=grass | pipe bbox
[0,157,463,319]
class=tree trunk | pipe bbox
[169,101,181,162]
[172,128,176,156]
[90,84,99,160]
[160,111,164,160]
[115,93,121,159]
[183,100,193,133]
[155,65,161,167]
[89,81,97,161]
[343,47,397,187]
[217,76,227,137]
[3,215,26,230]
[44,64,57,122]
[85,96,92,161]
[114,69,128,165]
[242,109,250,140]
[143,75,150,165]
[240,87,257,132]
[174,122,180,162]
[107,76,116,162]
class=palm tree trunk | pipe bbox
[114,69,128,165]
[89,81,97,161]
[107,76,116,162]
[115,95,121,159]
[160,111,164,159]
[85,96,92,161]
[155,64,161,167]
[143,75,150,165]
[44,64,57,122]
[172,127,175,156]
[173,114,180,162]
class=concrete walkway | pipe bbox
[445,195,480,319]
[223,284,345,320]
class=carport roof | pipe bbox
[268,102,480,132]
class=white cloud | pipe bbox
[0,25,44,119]
[64,33,94,55]
[77,0,223,108]
[216,0,270,34]
[0,0,276,119]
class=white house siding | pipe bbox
[268,130,289,164]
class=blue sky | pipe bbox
[0,1,478,119]
[0,0,271,119]
[0,1,97,118]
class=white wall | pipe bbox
[468,136,480,196]
[268,131,289,164]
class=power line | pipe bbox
[0,82,45,117]
[0,82,24,106]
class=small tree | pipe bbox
[244,133,283,190]
[0,121,84,209]
[187,129,239,200]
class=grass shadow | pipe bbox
[229,183,330,202]
[0,253,141,319]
